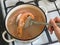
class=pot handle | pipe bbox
[2,31,16,43]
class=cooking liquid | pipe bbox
[7,5,46,41]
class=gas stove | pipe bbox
[1,0,60,45]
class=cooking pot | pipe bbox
[2,4,47,43]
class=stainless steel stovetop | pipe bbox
[1,0,60,45]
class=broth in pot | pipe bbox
[6,4,46,41]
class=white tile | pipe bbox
[48,31,58,41]
[46,11,60,23]
[38,0,56,11]
[59,10,60,12]
[33,31,49,45]
[55,0,60,9]
[5,0,35,8]
[5,0,19,7]
[7,8,13,12]
[14,40,31,45]
[48,42,60,45]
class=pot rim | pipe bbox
[5,4,47,42]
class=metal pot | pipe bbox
[2,4,47,43]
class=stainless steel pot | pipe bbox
[2,4,47,43]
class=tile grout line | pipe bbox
[54,1,60,16]
[44,27,52,43]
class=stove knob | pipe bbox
[48,0,56,2]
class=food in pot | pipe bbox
[6,5,46,41]
[17,11,35,37]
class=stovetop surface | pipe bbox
[1,0,60,45]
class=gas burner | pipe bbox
[16,1,25,6]
[48,0,56,2]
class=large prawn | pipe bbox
[17,10,35,37]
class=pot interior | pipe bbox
[6,4,46,41]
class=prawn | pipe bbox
[17,11,35,37]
